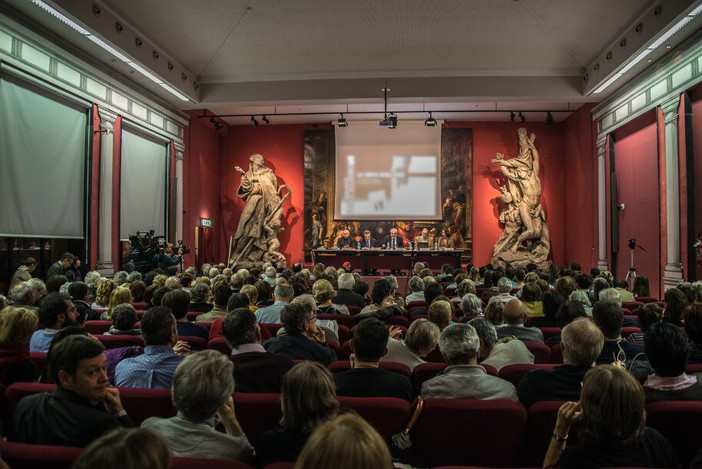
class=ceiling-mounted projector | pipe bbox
[379,113,398,129]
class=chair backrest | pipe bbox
[261,323,284,336]
[207,336,232,355]
[336,324,352,344]
[337,396,410,440]
[538,327,561,341]
[635,296,659,303]
[550,343,563,364]
[1,441,82,469]
[411,398,527,468]
[423,347,446,363]
[646,400,702,467]
[233,392,283,444]
[317,313,356,328]
[178,336,208,351]
[327,361,411,379]
[385,315,410,327]
[498,363,558,387]
[346,305,362,315]
[96,334,145,349]
[525,400,576,467]
[30,352,48,379]
[117,386,175,426]
[6,382,56,414]
[622,301,644,311]
[406,300,427,310]
[172,457,255,469]
[83,320,113,335]
[620,326,641,338]
[411,362,448,397]
[260,463,295,469]
[524,342,551,364]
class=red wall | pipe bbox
[182,111,223,268]
[611,116,660,298]
[184,113,605,271]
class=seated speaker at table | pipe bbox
[383,228,404,250]
[360,230,377,249]
[335,229,355,249]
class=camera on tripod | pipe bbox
[175,240,190,255]
[628,238,636,250]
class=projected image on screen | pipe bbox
[335,121,442,220]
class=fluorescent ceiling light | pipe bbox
[29,0,191,102]
[594,4,702,94]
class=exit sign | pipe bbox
[200,218,212,227]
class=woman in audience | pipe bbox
[313,279,349,315]
[91,279,116,311]
[142,350,254,462]
[533,291,563,331]
[357,278,403,319]
[405,276,426,303]
[555,276,575,300]
[541,300,588,347]
[255,362,339,468]
[663,287,688,327]
[484,301,505,327]
[0,306,39,386]
[633,275,650,298]
[73,428,170,469]
[104,304,140,335]
[628,303,663,345]
[84,271,101,302]
[568,290,592,315]
[380,318,440,370]
[295,413,393,469]
[543,365,678,468]
[452,278,477,307]
[255,280,272,305]
[240,284,259,312]
[591,277,610,304]
[100,286,132,320]
[521,282,544,318]
[459,293,482,318]
[129,280,147,303]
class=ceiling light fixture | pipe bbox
[519,112,526,123]
[262,115,270,124]
[546,111,554,125]
[210,117,222,131]
[379,87,397,129]
[29,0,191,102]
[424,112,437,127]
[337,113,348,127]
[510,111,515,122]
[251,115,259,126]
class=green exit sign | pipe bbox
[200,218,212,227]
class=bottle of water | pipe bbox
[357,241,361,250]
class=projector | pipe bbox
[379,113,398,129]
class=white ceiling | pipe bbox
[4,0,702,125]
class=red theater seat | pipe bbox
[178,335,207,350]
[96,334,145,349]
[117,386,175,426]
[524,342,551,364]
[550,344,563,364]
[1,441,82,469]
[411,399,527,467]
[337,396,410,440]
[233,392,282,444]
[317,313,357,328]
[328,360,411,379]
[6,382,55,414]
[83,320,112,335]
[525,400,578,467]
[208,336,232,354]
[498,363,559,387]
[646,400,702,467]
[411,362,448,396]
[171,457,255,469]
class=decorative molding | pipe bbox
[0,15,188,145]
[593,31,702,139]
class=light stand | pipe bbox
[625,238,647,291]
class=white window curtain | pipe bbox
[120,127,168,240]
[0,75,87,238]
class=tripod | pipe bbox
[625,238,647,291]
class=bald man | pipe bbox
[517,318,603,407]
[496,299,544,343]
[335,229,355,249]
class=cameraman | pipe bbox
[155,243,183,272]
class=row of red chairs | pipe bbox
[5,381,700,467]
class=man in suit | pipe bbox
[413,227,433,247]
[46,252,74,279]
[496,299,544,343]
[360,230,377,249]
[333,273,367,310]
[335,229,355,248]
[383,227,404,250]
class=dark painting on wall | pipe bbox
[302,127,472,263]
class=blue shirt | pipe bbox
[114,345,184,389]
[255,301,287,324]
[29,329,58,353]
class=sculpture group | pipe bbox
[230,153,289,268]
[491,128,550,268]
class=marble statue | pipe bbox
[491,128,550,267]
[230,153,290,268]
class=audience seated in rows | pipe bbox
[69,281,99,321]
[487,276,518,306]
[405,276,426,303]
[663,287,688,327]
[142,350,254,462]
[255,284,294,324]
[105,304,140,335]
[686,303,702,364]
[162,289,208,340]
[0,306,39,386]
[188,282,213,313]
[195,285,231,322]
[30,292,79,353]
[518,317,603,407]
[627,303,663,345]
[313,279,349,315]
[358,278,404,320]
[470,317,534,370]
[334,317,412,401]
[420,323,517,400]
[332,273,366,310]
[264,303,336,365]
[222,307,293,393]
[497,299,544,343]
[380,318,440,371]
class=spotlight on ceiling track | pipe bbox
[262,115,270,124]
[251,115,259,126]
[424,112,437,127]
[546,111,554,125]
[337,113,348,127]
[519,111,526,123]
[510,111,515,122]
[210,116,222,131]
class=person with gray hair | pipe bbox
[113,271,129,287]
[188,282,213,313]
[208,267,220,279]
[256,283,295,324]
[84,271,101,301]
[381,318,440,371]
[469,317,534,370]
[386,275,405,308]
[9,282,37,309]
[263,266,277,286]
[420,324,518,400]
[27,278,47,304]
[598,287,622,306]
[486,276,517,305]
[332,273,366,310]
[164,276,182,290]
[517,317,603,407]
[405,276,426,303]
[460,293,482,317]
[141,350,254,462]
[126,271,142,284]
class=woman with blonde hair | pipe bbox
[255,362,339,468]
[101,286,131,320]
[295,413,393,469]
[0,306,39,385]
[543,365,678,468]
[313,279,349,315]
[239,284,259,312]
[91,279,116,311]
[484,301,506,327]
